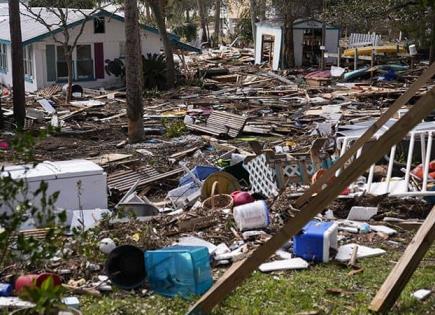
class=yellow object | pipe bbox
[343,45,406,57]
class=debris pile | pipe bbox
[0,46,434,312]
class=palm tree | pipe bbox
[146,0,176,88]
[124,0,144,143]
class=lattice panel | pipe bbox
[244,154,279,197]
[283,162,316,178]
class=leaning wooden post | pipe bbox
[369,207,435,313]
[337,46,341,68]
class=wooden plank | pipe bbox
[369,207,435,313]
[187,88,435,314]
[294,62,435,208]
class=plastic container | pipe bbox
[179,166,219,186]
[106,245,146,289]
[293,220,338,263]
[231,191,254,206]
[15,273,61,293]
[233,200,269,231]
[0,283,12,296]
[145,245,213,299]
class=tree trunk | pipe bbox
[125,0,144,143]
[282,15,295,68]
[213,0,220,47]
[8,0,25,129]
[249,0,257,46]
[430,4,435,63]
[186,9,190,22]
[149,0,175,89]
[65,51,73,104]
[197,0,208,44]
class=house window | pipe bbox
[23,45,33,79]
[56,46,69,79]
[94,17,105,34]
[0,44,7,73]
[76,45,93,79]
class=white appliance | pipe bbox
[1,160,108,225]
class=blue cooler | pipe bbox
[145,246,213,299]
[293,220,338,262]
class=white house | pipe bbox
[0,5,200,92]
[255,19,340,70]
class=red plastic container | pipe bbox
[231,191,255,206]
[15,273,61,293]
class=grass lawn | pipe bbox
[81,246,434,314]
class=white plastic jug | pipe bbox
[233,200,269,231]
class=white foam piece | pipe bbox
[335,243,386,262]
[347,206,378,221]
[370,225,397,235]
[412,289,431,300]
[177,236,217,255]
[259,258,309,272]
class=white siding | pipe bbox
[1,16,162,91]
[0,44,38,92]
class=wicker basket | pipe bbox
[202,182,234,210]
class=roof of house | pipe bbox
[0,5,200,53]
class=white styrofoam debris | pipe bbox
[177,236,217,255]
[347,206,378,221]
[275,249,292,260]
[259,258,309,272]
[370,225,397,236]
[214,243,230,256]
[335,243,386,262]
[214,248,245,261]
[412,289,431,300]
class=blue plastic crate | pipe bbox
[145,246,213,298]
[293,220,338,263]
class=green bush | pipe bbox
[143,53,168,90]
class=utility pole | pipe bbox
[8,0,26,129]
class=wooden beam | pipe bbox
[294,62,435,208]
[369,207,435,313]
[187,88,435,314]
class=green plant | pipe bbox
[0,129,65,271]
[19,276,66,315]
[162,119,187,138]
[142,53,168,90]
[234,9,253,46]
[0,178,66,270]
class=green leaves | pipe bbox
[20,276,66,315]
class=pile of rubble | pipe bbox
[0,47,433,312]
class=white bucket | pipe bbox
[233,200,269,231]
[409,44,417,56]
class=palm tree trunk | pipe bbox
[125,0,144,143]
[197,0,208,43]
[249,0,257,46]
[66,51,73,103]
[430,4,435,63]
[8,0,26,129]
[148,0,175,89]
[213,0,221,47]
[282,14,295,68]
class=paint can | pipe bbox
[233,200,269,231]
